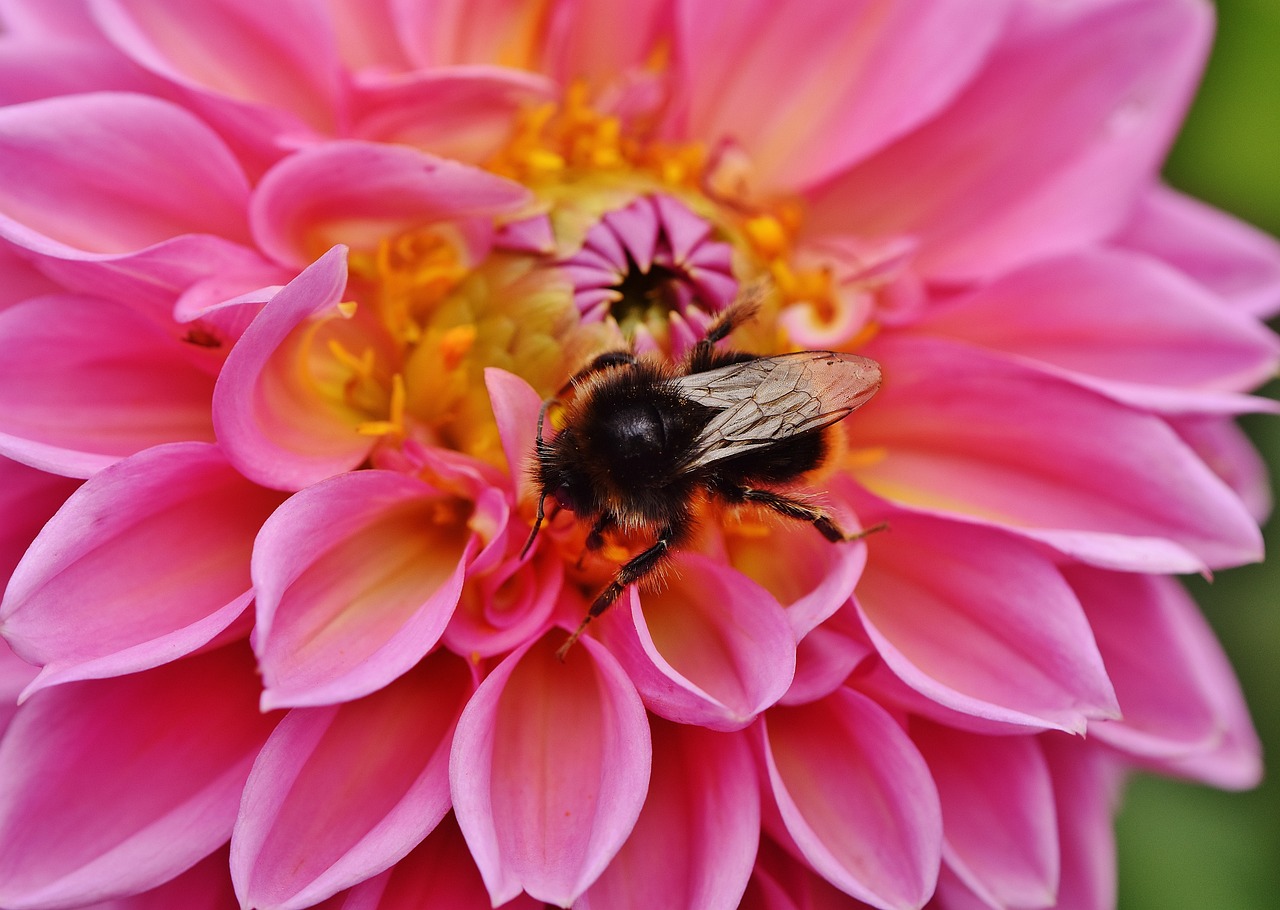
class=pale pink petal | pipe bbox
[213,246,378,491]
[337,817,542,910]
[0,0,104,38]
[0,35,164,105]
[451,634,650,907]
[0,92,250,253]
[92,0,343,134]
[79,849,239,910]
[1041,740,1121,910]
[538,0,672,87]
[0,456,79,589]
[807,0,1212,281]
[763,692,940,909]
[579,719,758,910]
[916,250,1280,408]
[1068,568,1262,789]
[1,443,282,694]
[1115,184,1280,318]
[325,0,411,73]
[1173,415,1272,524]
[0,295,217,476]
[854,336,1263,572]
[254,470,480,709]
[354,68,555,163]
[853,512,1118,733]
[673,0,1010,192]
[913,722,1058,909]
[0,639,37,737]
[233,652,473,910]
[250,140,530,268]
[600,555,795,731]
[0,644,276,908]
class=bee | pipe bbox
[523,302,882,659]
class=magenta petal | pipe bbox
[854,512,1117,733]
[1,442,282,694]
[0,91,250,253]
[579,720,758,910]
[1042,740,1121,910]
[0,36,164,107]
[1068,567,1262,789]
[254,470,477,709]
[808,0,1211,280]
[1116,184,1280,318]
[913,722,1058,909]
[0,644,276,908]
[484,367,543,502]
[213,245,374,491]
[250,140,530,267]
[673,0,1010,191]
[0,640,37,737]
[601,556,795,731]
[77,849,239,910]
[0,294,217,477]
[761,689,941,909]
[233,652,473,910]
[1174,415,1272,524]
[0,455,79,590]
[855,336,1263,572]
[451,634,650,907]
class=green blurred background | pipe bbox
[1119,0,1280,906]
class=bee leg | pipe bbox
[557,525,676,661]
[735,487,885,543]
[576,512,615,569]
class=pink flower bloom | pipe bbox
[0,1,1275,908]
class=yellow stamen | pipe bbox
[440,325,478,370]
[356,373,406,438]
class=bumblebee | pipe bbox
[523,303,882,658]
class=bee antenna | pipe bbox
[519,490,547,560]
[519,398,555,561]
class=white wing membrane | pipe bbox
[672,351,881,469]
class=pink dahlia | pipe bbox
[0,1,1276,908]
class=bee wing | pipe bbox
[673,351,881,469]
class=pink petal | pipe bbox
[807,0,1212,281]
[1115,184,1280,318]
[354,68,555,163]
[761,688,941,909]
[1068,567,1262,789]
[854,336,1263,572]
[484,367,543,503]
[0,294,217,476]
[578,719,758,910]
[78,849,239,910]
[0,639,37,738]
[780,605,874,707]
[0,1,103,39]
[336,816,542,910]
[443,545,562,658]
[0,456,79,590]
[1041,740,1121,910]
[916,250,1280,408]
[233,652,473,910]
[0,35,164,106]
[92,0,343,134]
[0,238,57,309]
[1173,415,1272,524]
[599,555,795,731]
[539,0,672,86]
[0,644,276,908]
[0,92,250,253]
[853,511,1118,733]
[673,0,1010,192]
[254,469,480,709]
[249,140,530,268]
[912,722,1058,909]
[213,246,377,491]
[451,634,650,907]
[325,0,412,74]
[1,443,282,695]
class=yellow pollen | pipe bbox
[356,373,406,438]
[440,324,478,370]
[336,301,358,319]
[327,339,376,381]
[744,215,789,259]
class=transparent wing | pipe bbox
[671,351,881,469]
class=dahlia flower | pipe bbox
[0,1,1276,908]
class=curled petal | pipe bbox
[451,634,650,907]
[0,91,250,253]
[213,245,374,491]
[761,688,942,909]
[250,141,530,268]
[0,644,276,908]
[233,652,473,910]
[912,722,1058,909]
[0,295,217,476]
[1068,567,1262,789]
[854,336,1263,572]
[854,512,1118,733]
[578,720,758,910]
[1,443,281,695]
[601,555,795,731]
[253,469,480,709]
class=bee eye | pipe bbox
[553,485,576,511]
